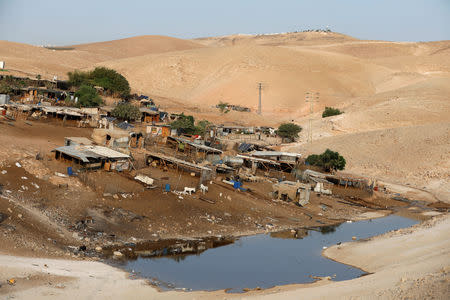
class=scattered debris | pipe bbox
[7,278,16,286]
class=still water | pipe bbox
[120,215,417,292]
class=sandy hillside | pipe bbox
[99,42,389,112]
[0,36,204,79]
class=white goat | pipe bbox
[183,187,196,195]
[200,184,208,194]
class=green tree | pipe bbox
[67,67,130,98]
[74,84,102,107]
[90,67,130,98]
[305,149,346,172]
[170,113,197,134]
[68,70,91,87]
[276,123,302,142]
[322,107,343,118]
[195,119,211,136]
[111,103,141,121]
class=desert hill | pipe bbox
[0,35,204,79]
[70,35,205,60]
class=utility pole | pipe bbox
[257,82,262,115]
[305,91,319,143]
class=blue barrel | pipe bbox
[165,183,170,192]
[67,167,73,176]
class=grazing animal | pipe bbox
[200,184,208,194]
[183,187,196,195]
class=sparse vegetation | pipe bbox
[67,67,131,98]
[305,149,346,172]
[217,101,230,114]
[170,114,212,135]
[196,119,212,135]
[322,107,343,118]
[0,82,12,94]
[170,113,197,135]
[73,84,102,107]
[276,123,302,142]
[112,103,141,121]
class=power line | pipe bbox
[305,91,319,143]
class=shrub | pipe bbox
[74,84,102,107]
[276,123,302,142]
[112,103,141,121]
[90,67,130,98]
[195,120,211,135]
[0,82,12,94]
[322,107,343,118]
[170,113,197,135]
[217,101,229,113]
[67,67,130,98]
[68,70,91,87]
[305,149,346,172]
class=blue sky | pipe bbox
[0,0,449,45]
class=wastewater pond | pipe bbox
[117,215,418,293]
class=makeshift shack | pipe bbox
[147,124,171,137]
[145,151,213,184]
[140,108,160,123]
[52,145,131,171]
[272,181,311,206]
[167,136,223,162]
[91,128,130,149]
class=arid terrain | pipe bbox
[0,31,449,299]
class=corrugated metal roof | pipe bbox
[251,151,302,158]
[170,136,223,154]
[139,108,159,115]
[83,146,130,159]
[53,146,95,162]
[146,151,212,171]
[53,145,130,162]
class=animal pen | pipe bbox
[145,152,213,185]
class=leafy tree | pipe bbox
[111,103,141,121]
[276,123,302,142]
[90,67,130,98]
[322,107,343,118]
[74,84,102,107]
[305,149,346,172]
[195,119,211,135]
[170,113,197,135]
[67,67,130,98]
[68,70,91,87]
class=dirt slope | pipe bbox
[0,36,204,79]
[70,35,205,60]
[99,44,389,112]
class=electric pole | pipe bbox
[257,82,262,115]
[305,92,319,143]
